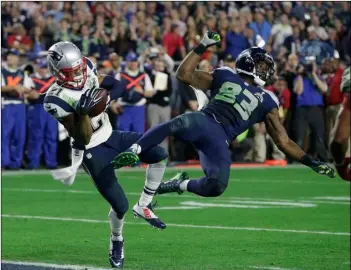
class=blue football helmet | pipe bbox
[235,47,275,86]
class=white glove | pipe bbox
[200,31,221,47]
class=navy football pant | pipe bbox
[27,104,58,169]
[82,131,168,216]
[135,111,232,196]
[1,104,26,169]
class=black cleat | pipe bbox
[156,172,190,195]
[109,239,124,268]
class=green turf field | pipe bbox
[1,167,350,270]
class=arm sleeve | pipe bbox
[43,91,75,119]
[100,76,125,100]
[23,74,35,89]
[163,53,175,73]
[1,72,5,87]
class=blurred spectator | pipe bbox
[163,24,186,61]
[230,129,254,162]
[271,13,292,51]
[146,57,173,151]
[224,19,250,59]
[77,25,97,56]
[46,2,64,23]
[26,59,57,169]
[336,2,351,27]
[223,54,236,70]
[116,52,155,133]
[248,123,267,162]
[29,26,46,57]
[7,23,31,52]
[291,2,308,21]
[310,14,328,41]
[321,58,345,144]
[110,24,136,57]
[266,76,291,123]
[299,26,334,65]
[283,25,302,54]
[293,60,329,161]
[1,49,34,169]
[54,19,71,42]
[91,16,110,60]
[42,14,59,47]
[70,22,82,44]
[109,53,122,77]
[249,8,272,45]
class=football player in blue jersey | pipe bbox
[113,31,335,198]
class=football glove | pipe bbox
[77,87,103,116]
[200,31,221,48]
[310,160,336,178]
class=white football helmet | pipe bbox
[47,41,87,89]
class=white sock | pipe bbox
[138,160,167,207]
[109,209,124,241]
[130,144,142,154]
[179,180,190,191]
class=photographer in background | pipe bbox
[293,56,329,161]
[321,57,345,145]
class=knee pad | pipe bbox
[204,178,227,197]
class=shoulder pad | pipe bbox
[44,85,75,118]
[263,89,279,108]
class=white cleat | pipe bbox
[132,202,166,230]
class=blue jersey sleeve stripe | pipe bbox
[86,57,97,75]
[44,95,75,113]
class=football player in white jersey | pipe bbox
[43,42,169,268]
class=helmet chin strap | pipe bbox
[235,68,266,87]
[254,75,266,87]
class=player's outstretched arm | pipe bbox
[265,108,336,178]
[176,31,221,90]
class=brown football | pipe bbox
[89,88,109,117]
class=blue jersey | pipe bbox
[202,67,279,140]
[1,67,25,102]
[29,73,55,105]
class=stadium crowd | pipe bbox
[1,1,350,169]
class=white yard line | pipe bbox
[1,260,298,270]
[2,214,350,236]
[2,188,349,205]
[1,260,110,270]
[249,266,296,270]
[0,165,308,176]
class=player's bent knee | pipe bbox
[205,178,227,197]
[110,198,129,216]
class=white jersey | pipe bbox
[43,58,112,149]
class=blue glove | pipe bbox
[310,160,336,178]
[77,88,103,115]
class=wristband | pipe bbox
[194,43,207,56]
[300,154,313,166]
